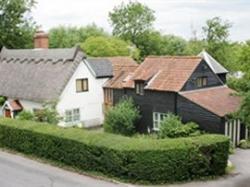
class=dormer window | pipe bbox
[196,76,207,88]
[135,81,144,95]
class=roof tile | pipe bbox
[179,86,241,117]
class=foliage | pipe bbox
[239,139,250,149]
[0,118,229,183]
[49,24,108,48]
[109,1,155,44]
[202,17,232,67]
[238,92,250,128]
[159,113,199,138]
[159,35,187,55]
[33,101,61,124]
[227,75,250,93]
[0,96,6,106]
[184,39,205,55]
[81,36,139,58]
[104,98,140,136]
[0,0,36,49]
[17,110,34,121]
[236,41,250,72]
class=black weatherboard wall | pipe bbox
[176,95,224,134]
[182,60,223,91]
[113,89,176,132]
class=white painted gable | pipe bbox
[57,59,108,127]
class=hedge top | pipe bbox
[0,118,228,151]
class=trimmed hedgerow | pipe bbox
[0,118,229,184]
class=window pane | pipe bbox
[202,77,207,86]
[83,79,88,91]
[76,80,82,92]
[197,78,202,87]
[65,110,72,122]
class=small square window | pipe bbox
[76,79,88,92]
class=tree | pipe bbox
[159,35,187,55]
[202,17,232,66]
[131,30,187,58]
[109,1,155,44]
[237,41,250,72]
[0,0,36,49]
[184,39,205,55]
[238,92,250,128]
[49,24,108,48]
[81,36,139,58]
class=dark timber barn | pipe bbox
[103,51,244,145]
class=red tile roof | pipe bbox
[104,57,138,89]
[125,56,202,92]
[179,86,241,117]
[9,100,23,111]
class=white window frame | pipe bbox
[65,108,80,124]
[153,112,167,131]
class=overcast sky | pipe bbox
[32,0,250,41]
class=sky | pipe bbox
[32,0,250,41]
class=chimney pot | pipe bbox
[34,30,49,49]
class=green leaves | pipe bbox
[104,98,140,136]
[0,0,36,49]
[49,24,108,48]
[109,1,155,43]
[81,36,138,58]
[159,113,199,138]
[0,118,229,183]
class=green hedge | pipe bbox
[0,118,229,183]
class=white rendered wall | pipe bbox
[57,60,108,127]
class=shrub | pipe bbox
[34,101,61,124]
[104,98,140,136]
[239,139,250,149]
[0,96,6,106]
[159,113,199,138]
[0,118,229,184]
[17,110,35,121]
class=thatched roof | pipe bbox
[0,47,85,102]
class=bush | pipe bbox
[0,96,6,106]
[104,98,140,136]
[0,118,229,184]
[239,139,250,149]
[34,101,61,124]
[17,110,34,121]
[159,113,199,138]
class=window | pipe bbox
[104,88,113,103]
[65,108,80,123]
[135,82,144,95]
[196,76,207,87]
[76,79,88,92]
[153,112,167,130]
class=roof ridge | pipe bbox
[179,85,229,94]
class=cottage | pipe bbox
[0,31,137,128]
[105,54,244,144]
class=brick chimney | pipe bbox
[34,31,49,49]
